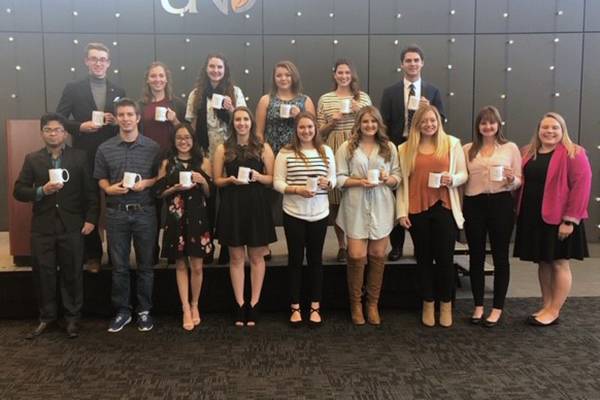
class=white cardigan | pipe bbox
[396,135,467,229]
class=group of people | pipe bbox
[14,42,592,339]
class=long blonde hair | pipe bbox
[400,104,450,172]
[525,112,577,159]
[346,106,391,162]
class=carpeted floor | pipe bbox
[1,298,599,400]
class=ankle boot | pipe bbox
[347,256,366,325]
[422,301,435,327]
[439,301,453,328]
[365,255,386,325]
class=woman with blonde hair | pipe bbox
[336,105,400,325]
[514,112,591,326]
[396,104,467,328]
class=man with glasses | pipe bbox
[56,42,126,273]
[14,113,99,339]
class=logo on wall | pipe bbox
[161,0,256,16]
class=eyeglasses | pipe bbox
[87,57,110,64]
[42,127,65,134]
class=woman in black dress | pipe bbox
[157,123,213,331]
[213,106,276,326]
[514,112,592,326]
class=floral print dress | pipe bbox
[160,157,213,260]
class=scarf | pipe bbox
[195,83,232,152]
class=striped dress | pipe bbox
[316,91,372,205]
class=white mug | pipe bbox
[179,171,193,187]
[237,166,251,183]
[211,94,224,109]
[123,172,142,188]
[92,111,104,127]
[340,98,352,114]
[490,165,504,182]
[155,106,168,122]
[428,172,442,188]
[305,177,319,192]
[407,95,420,111]
[48,168,69,184]
[367,169,380,184]
[279,104,292,118]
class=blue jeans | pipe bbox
[106,206,157,315]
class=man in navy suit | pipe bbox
[56,42,126,272]
[381,44,445,261]
[14,113,99,339]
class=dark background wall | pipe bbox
[1,0,598,239]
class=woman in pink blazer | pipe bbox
[514,112,592,326]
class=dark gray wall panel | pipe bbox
[474,34,582,148]
[370,0,475,34]
[263,0,368,35]
[0,0,42,32]
[0,32,45,228]
[44,34,155,111]
[369,35,474,142]
[476,0,584,33]
[42,0,154,33]
[585,0,600,31]
[156,35,263,110]
[262,36,369,107]
[580,33,600,240]
[154,0,262,35]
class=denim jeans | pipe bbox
[106,206,157,315]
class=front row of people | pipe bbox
[15,100,592,338]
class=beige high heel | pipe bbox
[190,302,201,326]
[182,304,194,331]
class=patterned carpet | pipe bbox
[1,297,599,400]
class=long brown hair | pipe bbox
[141,61,174,104]
[525,112,578,159]
[270,60,302,96]
[283,112,329,166]
[332,59,361,101]
[225,106,263,162]
[347,106,391,162]
[468,105,508,161]
[192,53,236,112]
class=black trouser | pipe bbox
[31,220,84,323]
[389,224,405,251]
[83,192,103,262]
[409,202,457,302]
[463,192,515,309]
[283,213,328,304]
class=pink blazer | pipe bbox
[517,143,592,225]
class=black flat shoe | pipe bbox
[527,315,560,327]
[308,307,322,328]
[388,247,402,261]
[484,316,502,328]
[289,307,302,327]
[470,316,483,325]
[233,303,245,327]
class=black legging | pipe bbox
[409,202,457,302]
[283,213,328,304]
[463,192,515,309]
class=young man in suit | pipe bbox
[14,113,99,339]
[56,42,126,273]
[94,99,160,333]
[380,44,445,261]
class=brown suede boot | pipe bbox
[347,256,366,325]
[365,255,386,325]
[439,301,453,328]
[422,301,435,327]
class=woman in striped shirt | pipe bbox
[273,112,336,326]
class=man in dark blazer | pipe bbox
[14,113,99,339]
[56,42,126,272]
[380,44,445,261]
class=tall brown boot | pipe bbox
[439,301,453,328]
[347,256,366,325]
[365,255,386,325]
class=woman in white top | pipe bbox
[274,112,336,326]
[336,105,400,326]
[463,106,521,327]
[396,104,467,328]
[185,53,246,159]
